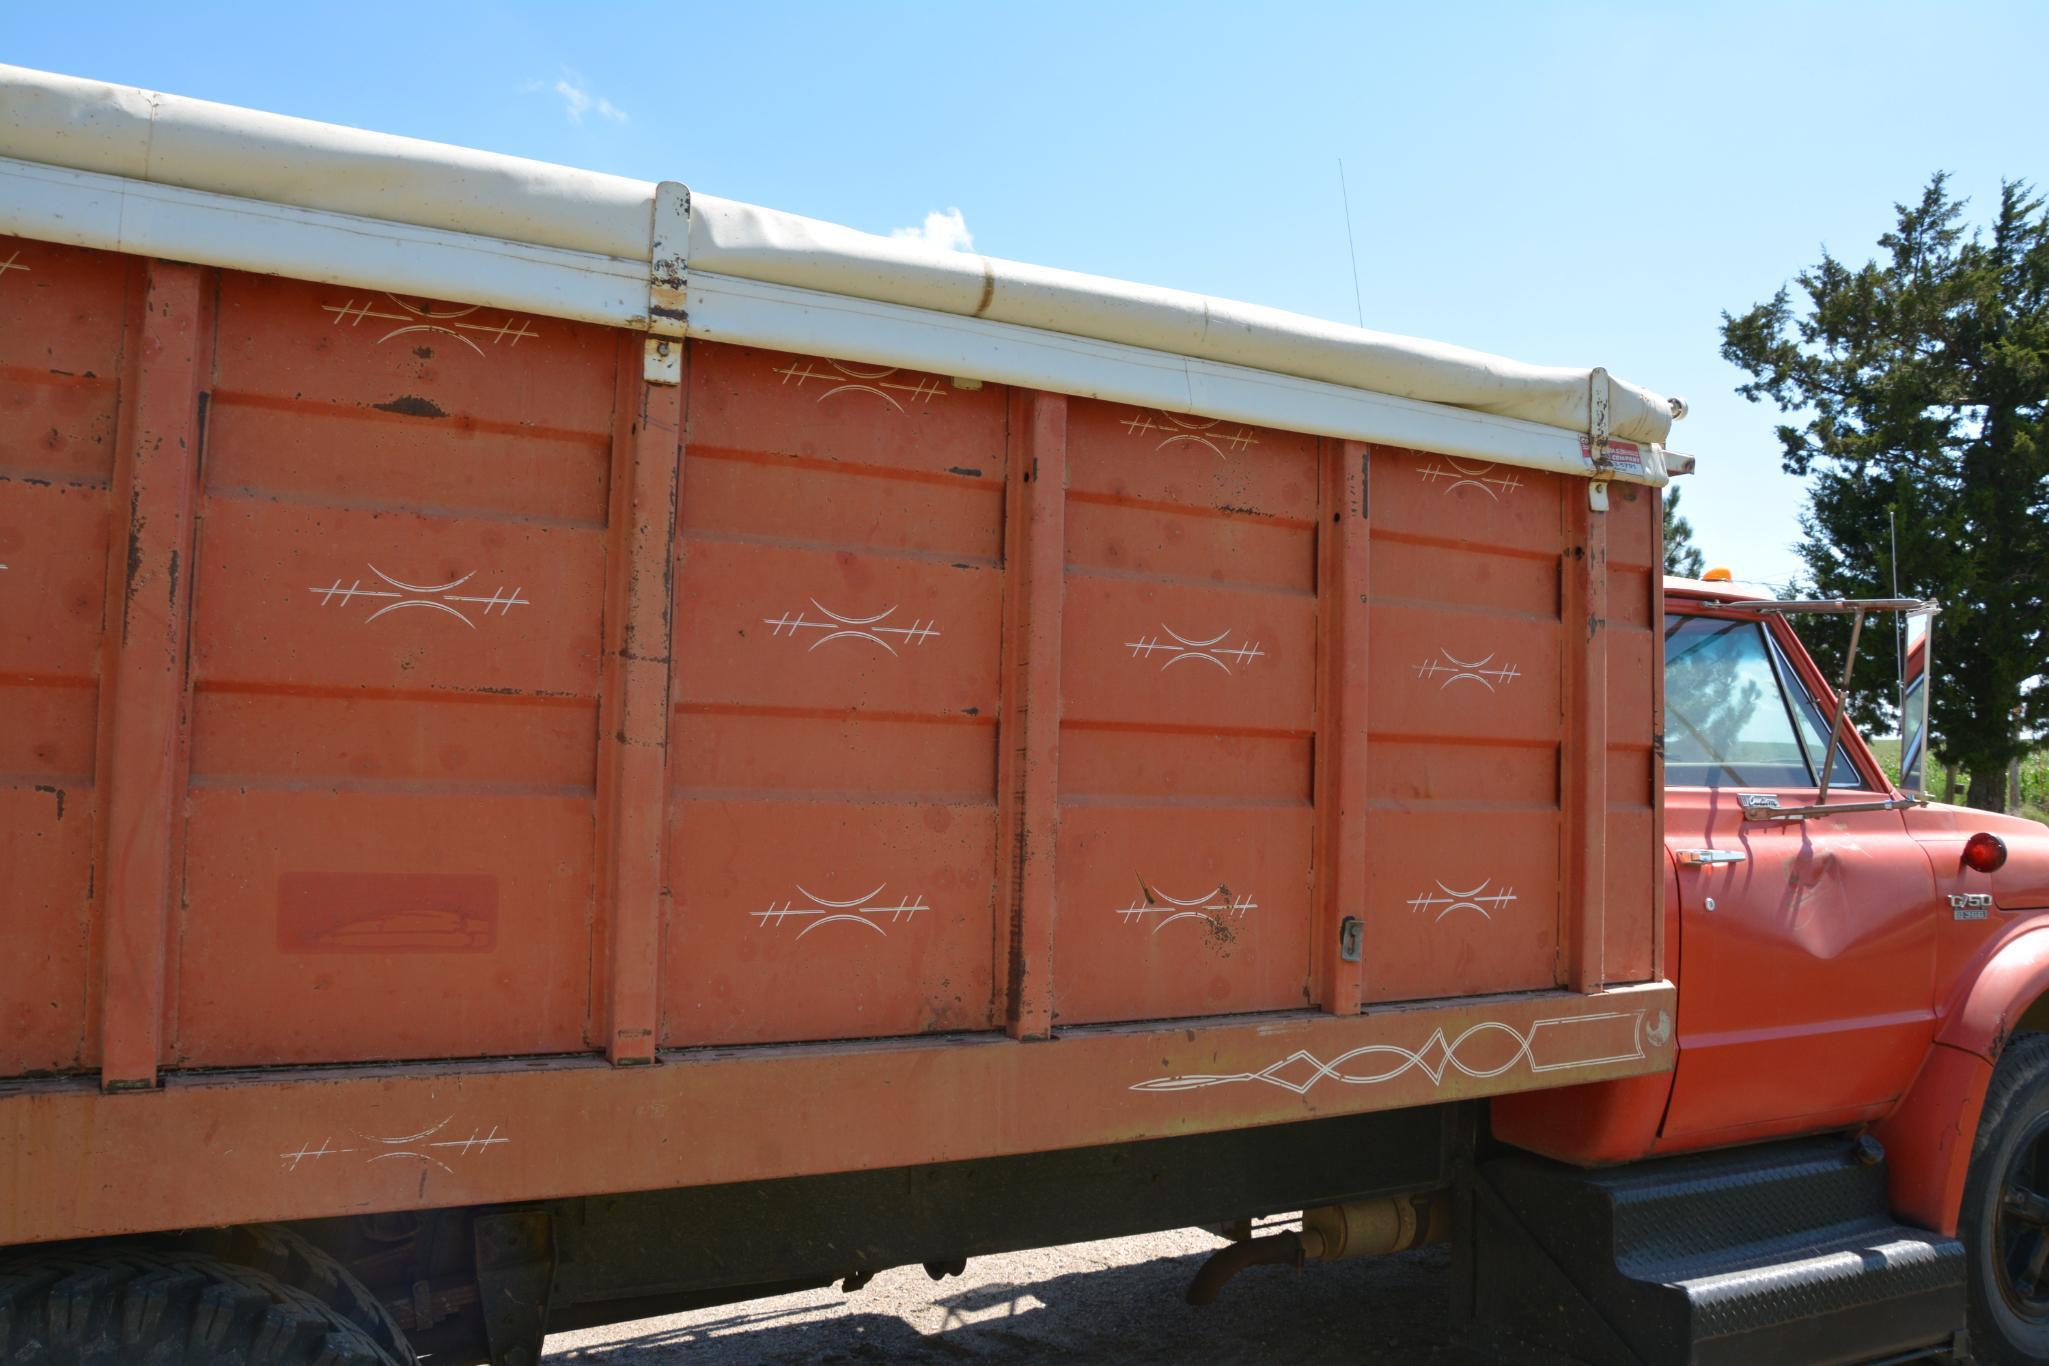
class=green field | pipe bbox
[1863,736,2049,820]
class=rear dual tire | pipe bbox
[0,1247,402,1366]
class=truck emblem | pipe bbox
[752,884,929,939]
[309,566,530,628]
[320,293,538,355]
[772,358,946,411]
[1116,882,1258,935]
[1418,456,1523,500]
[763,600,942,654]
[279,1117,509,1175]
[1950,893,1993,920]
[1130,1011,1647,1094]
[1125,625,1266,675]
[1407,880,1517,922]
[1118,410,1259,459]
[1413,649,1521,692]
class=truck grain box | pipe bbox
[3,64,2048,1366]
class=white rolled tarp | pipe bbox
[0,62,1679,446]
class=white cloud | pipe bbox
[529,71,627,125]
[891,207,975,252]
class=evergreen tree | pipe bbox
[1662,486,1706,578]
[1720,175,2049,810]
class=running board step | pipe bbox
[1468,1136,1967,1365]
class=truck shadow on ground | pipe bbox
[545,1242,1580,1365]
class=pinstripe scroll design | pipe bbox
[1130,1012,1647,1094]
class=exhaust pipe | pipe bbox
[1186,1229,1313,1305]
[1185,1192,1448,1305]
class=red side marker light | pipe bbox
[1963,832,2008,874]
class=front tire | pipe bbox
[1963,1032,2049,1362]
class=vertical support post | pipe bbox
[998,390,1066,1040]
[594,336,685,1064]
[1314,440,1371,1014]
[1562,481,1611,994]
[97,260,208,1090]
[1648,550,1667,980]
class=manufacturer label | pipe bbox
[1579,435,1646,476]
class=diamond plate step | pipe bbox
[1470,1136,1966,1365]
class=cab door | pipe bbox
[1658,610,1938,1145]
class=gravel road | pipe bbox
[543,1226,1576,1364]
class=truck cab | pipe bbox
[1661,576,1951,1147]
[1490,575,2049,1364]
[1660,574,2049,1151]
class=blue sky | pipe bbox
[7,1,2045,586]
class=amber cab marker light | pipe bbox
[1702,566,1734,582]
[1963,832,2009,874]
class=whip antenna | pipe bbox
[1338,157,1365,328]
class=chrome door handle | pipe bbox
[1676,849,1747,867]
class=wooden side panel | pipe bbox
[2,244,1664,1085]
[663,346,1006,1045]
[1358,451,1661,1001]
[177,274,616,1066]
[1053,402,1319,1024]
[0,238,128,1075]
[1362,448,1568,1003]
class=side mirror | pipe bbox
[1898,609,1935,796]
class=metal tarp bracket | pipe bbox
[1585,366,1612,510]
[644,179,690,384]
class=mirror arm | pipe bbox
[1814,607,1865,806]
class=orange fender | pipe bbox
[1875,923,2049,1234]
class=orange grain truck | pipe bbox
[10,65,2042,1366]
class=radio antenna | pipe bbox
[1890,507,1900,600]
[1338,157,1365,328]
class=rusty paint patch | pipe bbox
[372,395,448,419]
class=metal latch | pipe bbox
[1676,849,1747,867]
[1950,893,1993,921]
[1338,916,1363,963]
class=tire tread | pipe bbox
[1961,1030,2049,1365]
[0,1247,399,1365]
